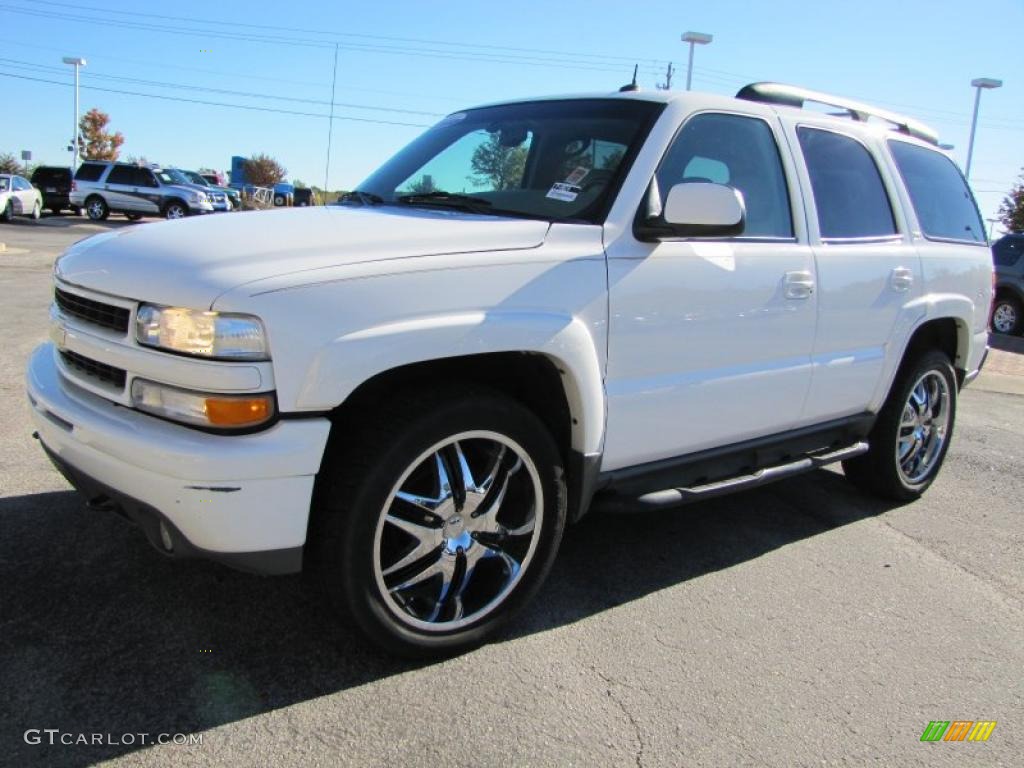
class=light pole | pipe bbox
[965,77,1002,180]
[681,31,712,91]
[62,57,86,172]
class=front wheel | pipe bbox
[164,201,188,220]
[991,296,1022,335]
[312,388,567,657]
[843,350,957,501]
[31,201,41,220]
[1,200,12,222]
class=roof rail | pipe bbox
[736,82,939,146]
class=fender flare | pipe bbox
[295,310,606,455]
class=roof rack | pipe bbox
[736,82,939,146]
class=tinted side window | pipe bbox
[134,168,157,187]
[74,163,106,182]
[797,127,896,239]
[106,166,135,185]
[888,140,986,244]
[657,113,792,238]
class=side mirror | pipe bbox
[635,181,745,241]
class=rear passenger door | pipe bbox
[791,126,924,423]
[131,168,162,214]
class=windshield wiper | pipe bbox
[397,191,493,214]
[338,190,385,206]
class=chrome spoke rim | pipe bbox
[373,431,543,632]
[895,370,950,485]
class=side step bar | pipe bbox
[598,442,868,513]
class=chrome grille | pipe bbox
[60,350,127,389]
[55,288,130,334]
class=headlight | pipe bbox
[135,304,269,360]
[131,379,275,429]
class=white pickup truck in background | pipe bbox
[28,82,992,656]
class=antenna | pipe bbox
[619,64,640,92]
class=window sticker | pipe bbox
[546,182,581,202]
[564,166,590,185]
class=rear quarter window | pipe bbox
[74,163,106,182]
[888,140,986,244]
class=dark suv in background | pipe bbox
[30,166,78,215]
[992,233,1024,335]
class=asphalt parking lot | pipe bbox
[1,218,1021,768]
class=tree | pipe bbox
[998,169,1024,233]
[469,133,527,191]
[0,153,20,174]
[78,108,124,161]
[243,153,287,188]
[405,174,437,194]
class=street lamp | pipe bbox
[965,77,1002,180]
[681,31,713,91]
[62,56,86,172]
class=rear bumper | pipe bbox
[26,343,332,574]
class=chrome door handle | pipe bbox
[784,270,815,299]
[890,267,914,292]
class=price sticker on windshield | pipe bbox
[546,182,581,202]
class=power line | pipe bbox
[1,5,668,77]
[30,0,672,68]
[0,70,432,128]
[0,56,445,116]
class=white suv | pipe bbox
[70,162,215,221]
[28,83,992,655]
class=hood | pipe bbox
[55,205,551,308]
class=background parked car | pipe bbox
[70,162,215,221]
[30,166,79,215]
[175,169,241,210]
[992,233,1024,335]
[0,173,43,221]
[293,187,318,206]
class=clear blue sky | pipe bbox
[1,0,1020,230]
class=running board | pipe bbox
[596,442,868,513]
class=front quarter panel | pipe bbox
[213,223,610,455]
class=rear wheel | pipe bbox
[843,350,957,501]
[312,388,566,657]
[991,295,1022,335]
[85,196,109,221]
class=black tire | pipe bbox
[125,213,143,221]
[163,200,189,220]
[843,349,957,501]
[311,386,567,658]
[991,295,1022,335]
[1,200,12,222]
[84,196,109,221]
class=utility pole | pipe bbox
[324,43,339,195]
[62,57,86,170]
[657,62,675,90]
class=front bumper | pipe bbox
[26,343,332,573]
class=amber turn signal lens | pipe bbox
[204,396,274,427]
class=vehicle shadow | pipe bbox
[6,215,137,230]
[0,469,898,766]
[989,332,1024,355]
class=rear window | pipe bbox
[798,127,897,240]
[888,140,986,244]
[31,167,71,184]
[993,236,1023,267]
[74,163,106,182]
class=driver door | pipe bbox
[602,111,817,470]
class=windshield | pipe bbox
[355,98,663,223]
[158,169,190,185]
[181,170,208,186]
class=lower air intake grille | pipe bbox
[60,350,127,389]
